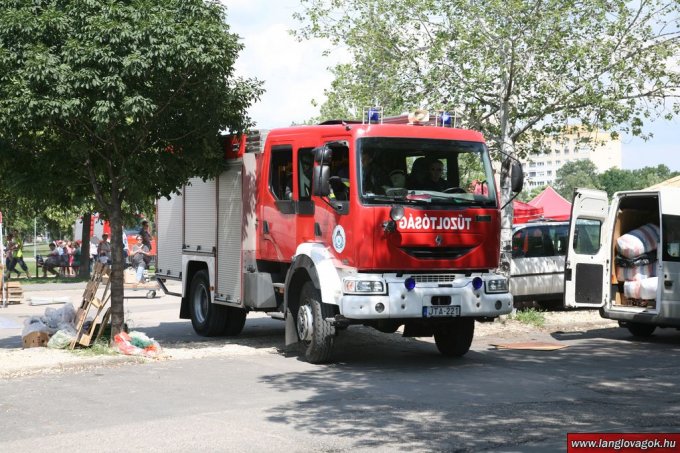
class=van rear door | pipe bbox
[564,188,610,308]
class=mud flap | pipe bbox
[285,308,298,346]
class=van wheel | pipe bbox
[297,282,335,363]
[189,270,226,336]
[626,322,656,337]
[434,318,475,357]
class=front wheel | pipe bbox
[626,322,656,337]
[433,318,475,357]
[297,282,336,363]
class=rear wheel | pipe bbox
[189,270,227,336]
[626,322,656,337]
[297,282,336,363]
[222,307,247,336]
[434,318,475,357]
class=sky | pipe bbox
[222,0,679,172]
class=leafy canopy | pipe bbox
[295,0,680,160]
[0,0,262,214]
[0,0,262,335]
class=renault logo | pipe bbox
[435,235,443,246]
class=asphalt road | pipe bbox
[1,282,680,452]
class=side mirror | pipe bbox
[511,161,524,193]
[312,146,332,197]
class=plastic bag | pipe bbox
[22,317,49,337]
[114,331,162,357]
[47,329,75,349]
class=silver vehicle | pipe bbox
[510,221,570,307]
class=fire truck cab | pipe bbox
[157,114,520,363]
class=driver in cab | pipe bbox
[421,159,455,192]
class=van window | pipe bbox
[573,218,601,255]
[662,215,680,262]
[512,224,568,258]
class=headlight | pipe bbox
[485,278,509,293]
[343,278,386,294]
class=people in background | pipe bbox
[3,233,18,279]
[97,233,111,265]
[42,243,61,278]
[140,220,152,267]
[10,230,31,278]
[131,234,152,284]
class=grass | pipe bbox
[509,308,546,328]
[70,337,119,356]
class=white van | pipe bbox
[565,188,680,336]
[510,221,570,307]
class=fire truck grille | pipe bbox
[401,247,472,260]
[410,274,458,283]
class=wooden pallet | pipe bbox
[70,262,111,349]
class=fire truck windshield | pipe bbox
[356,137,497,206]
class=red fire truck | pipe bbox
[156,111,523,363]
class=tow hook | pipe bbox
[328,314,351,328]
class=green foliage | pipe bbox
[517,185,547,203]
[553,160,601,200]
[0,0,262,334]
[296,0,680,159]
[294,0,680,237]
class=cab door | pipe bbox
[564,188,611,308]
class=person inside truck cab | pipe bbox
[360,150,387,195]
[422,159,457,192]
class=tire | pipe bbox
[298,282,336,363]
[222,307,247,336]
[433,318,475,357]
[189,270,227,336]
[626,322,656,337]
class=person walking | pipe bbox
[10,230,31,278]
[3,233,19,279]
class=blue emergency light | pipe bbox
[367,108,381,123]
[441,111,453,126]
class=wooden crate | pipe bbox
[3,281,23,305]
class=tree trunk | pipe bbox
[79,212,91,279]
[108,203,126,339]
[499,156,514,275]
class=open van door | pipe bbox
[564,188,610,308]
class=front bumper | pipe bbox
[339,273,512,320]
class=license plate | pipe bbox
[423,305,461,317]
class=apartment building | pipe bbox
[522,128,622,189]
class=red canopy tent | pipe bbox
[529,186,572,221]
[469,179,545,224]
[513,200,544,224]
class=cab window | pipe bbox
[270,146,293,200]
[297,148,314,200]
